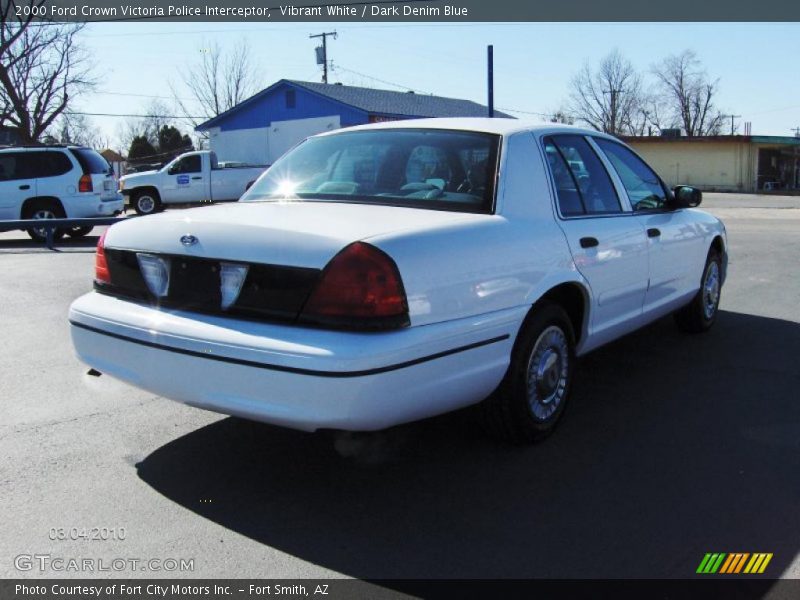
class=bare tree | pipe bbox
[57,112,110,148]
[0,0,95,143]
[568,49,643,135]
[115,99,176,151]
[652,51,725,137]
[173,40,261,128]
[623,91,670,136]
[549,106,575,125]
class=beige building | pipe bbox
[622,135,800,193]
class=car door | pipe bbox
[542,134,649,346]
[161,154,206,203]
[593,138,708,317]
[0,151,36,219]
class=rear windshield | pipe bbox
[69,148,111,174]
[240,129,500,214]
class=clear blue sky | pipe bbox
[78,21,800,149]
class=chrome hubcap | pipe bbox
[138,196,155,213]
[526,325,569,421]
[702,261,720,320]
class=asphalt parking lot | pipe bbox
[1,193,798,583]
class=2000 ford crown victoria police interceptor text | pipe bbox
[69,119,727,443]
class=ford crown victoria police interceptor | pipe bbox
[69,119,727,443]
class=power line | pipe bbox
[65,111,207,119]
[94,90,192,101]
[334,64,563,120]
[334,65,428,94]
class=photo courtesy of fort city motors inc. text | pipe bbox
[1,1,799,598]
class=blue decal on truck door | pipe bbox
[177,175,190,185]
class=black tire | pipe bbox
[24,200,66,243]
[66,226,93,238]
[131,190,161,215]
[674,248,722,334]
[480,303,576,444]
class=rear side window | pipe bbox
[594,138,668,210]
[544,135,621,216]
[69,148,111,174]
[33,151,73,178]
[0,152,35,181]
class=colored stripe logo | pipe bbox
[697,553,772,574]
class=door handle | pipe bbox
[19,184,30,190]
[647,228,661,238]
[191,176,202,180]
[579,237,599,249]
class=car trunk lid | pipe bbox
[99,200,481,322]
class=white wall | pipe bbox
[206,115,341,165]
[206,126,269,165]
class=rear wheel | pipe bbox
[24,201,66,243]
[132,190,161,215]
[481,303,576,444]
[674,248,722,333]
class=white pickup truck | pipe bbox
[119,150,266,215]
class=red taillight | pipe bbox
[95,231,110,284]
[78,174,93,193]
[301,242,408,329]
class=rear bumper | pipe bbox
[63,194,124,218]
[69,292,522,431]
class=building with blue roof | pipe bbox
[195,79,511,165]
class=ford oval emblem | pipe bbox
[180,234,198,246]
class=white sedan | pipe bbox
[69,119,727,443]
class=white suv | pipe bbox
[0,145,124,242]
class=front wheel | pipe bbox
[480,303,576,444]
[674,248,722,333]
[131,190,161,215]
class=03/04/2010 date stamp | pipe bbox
[48,527,126,541]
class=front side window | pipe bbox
[543,135,622,216]
[594,138,668,210]
[241,129,500,214]
[169,155,201,174]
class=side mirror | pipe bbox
[671,185,702,208]
[167,166,177,175]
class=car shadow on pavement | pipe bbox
[136,310,800,581]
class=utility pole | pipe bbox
[310,31,337,84]
[487,45,494,118]
[603,89,620,134]
[791,126,800,138]
[722,114,741,135]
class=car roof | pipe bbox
[0,144,90,152]
[314,117,620,141]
